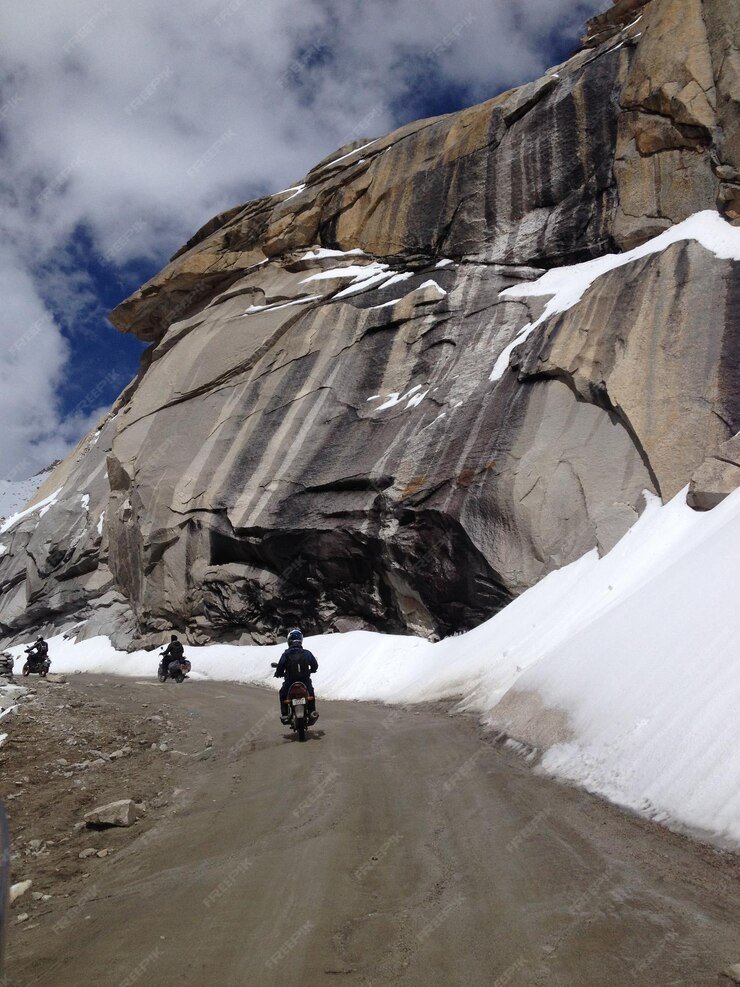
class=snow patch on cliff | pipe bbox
[371,384,431,411]
[491,210,740,381]
[369,278,446,310]
[301,247,366,261]
[243,295,321,315]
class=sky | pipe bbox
[0,0,608,480]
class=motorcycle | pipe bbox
[22,648,50,678]
[271,663,316,742]
[0,653,14,681]
[157,651,191,684]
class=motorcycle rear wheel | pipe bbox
[174,672,185,683]
[297,720,307,742]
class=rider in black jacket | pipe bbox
[161,635,185,675]
[25,638,49,668]
[274,629,318,724]
[27,637,48,658]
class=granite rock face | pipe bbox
[1,0,737,648]
[688,434,740,510]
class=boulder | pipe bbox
[84,799,137,828]
[9,880,32,905]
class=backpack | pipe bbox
[286,648,310,682]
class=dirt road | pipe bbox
[5,676,740,986]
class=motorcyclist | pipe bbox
[274,628,318,724]
[25,637,49,670]
[161,634,185,677]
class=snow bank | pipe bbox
[491,210,740,380]
[517,488,740,847]
[8,487,740,847]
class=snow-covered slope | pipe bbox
[11,485,740,847]
[0,475,46,525]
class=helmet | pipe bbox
[287,628,303,646]
[36,637,44,643]
[171,634,178,641]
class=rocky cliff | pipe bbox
[1,0,738,649]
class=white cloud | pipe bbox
[0,0,607,478]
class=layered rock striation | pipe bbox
[1,0,737,649]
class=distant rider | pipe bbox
[274,629,318,724]
[25,637,49,668]
[161,634,185,676]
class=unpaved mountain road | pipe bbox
[6,676,740,986]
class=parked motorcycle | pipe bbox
[157,651,191,684]
[271,663,315,741]
[22,648,50,678]
[0,653,14,681]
